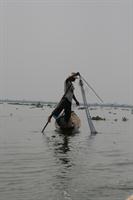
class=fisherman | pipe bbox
[48,72,80,124]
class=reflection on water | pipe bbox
[0,104,133,200]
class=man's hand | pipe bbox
[76,72,80,76]
[76,101,80,106]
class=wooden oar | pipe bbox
[41,121,49,134]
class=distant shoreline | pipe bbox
[0,99,133,109]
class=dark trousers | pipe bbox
[53,98,71,122]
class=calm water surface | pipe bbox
[0,104,133,200]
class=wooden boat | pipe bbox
[55,111,81,132]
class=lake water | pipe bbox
[0,103,133,200]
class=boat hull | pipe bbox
[55,111,81,132]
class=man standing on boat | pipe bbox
[48,72,80,124]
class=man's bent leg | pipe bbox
[52,99,65,119]
[64,99,71,122]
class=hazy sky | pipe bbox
[0,0,133,104]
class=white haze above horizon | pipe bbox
[0,0,133,105]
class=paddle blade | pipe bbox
[41,121,49,133]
